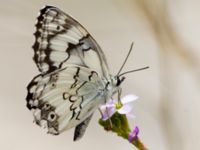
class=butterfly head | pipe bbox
[106,75,125,97]
[108,75,125,93]
[116,76,125,86]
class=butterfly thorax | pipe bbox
[102,75,122,101]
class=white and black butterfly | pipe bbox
[26,5,147,141]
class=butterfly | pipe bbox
[26,5,147,141]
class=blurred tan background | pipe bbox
[0,0,200,150]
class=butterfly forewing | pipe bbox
[33,6,109,79]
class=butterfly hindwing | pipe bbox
[26,65,105,135]
[33,5,109,79]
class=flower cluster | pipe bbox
[100,94,141,142]
[100,94,138,120]
[98,94,148,149]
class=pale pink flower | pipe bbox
[100,94,138,120]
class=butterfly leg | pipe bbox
[106,107,113,129]
[98,107,104,118]
[117,88,122,104]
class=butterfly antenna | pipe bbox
[118,66,149,77]
[117,42,134,76]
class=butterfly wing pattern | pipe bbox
[32,5,109,77]
[26,6,114,140]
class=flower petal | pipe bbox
[108,98,117,104]
[121,94,138,104]
[117,104,132,114]
[100,99,115,112]
[134,126,139,135]
[128,126,139,142]
[102,107,116,120]
[100,103,114,111]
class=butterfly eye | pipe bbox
[116,76,125,86]
[48,111,57,122]
[116,77,121,86]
